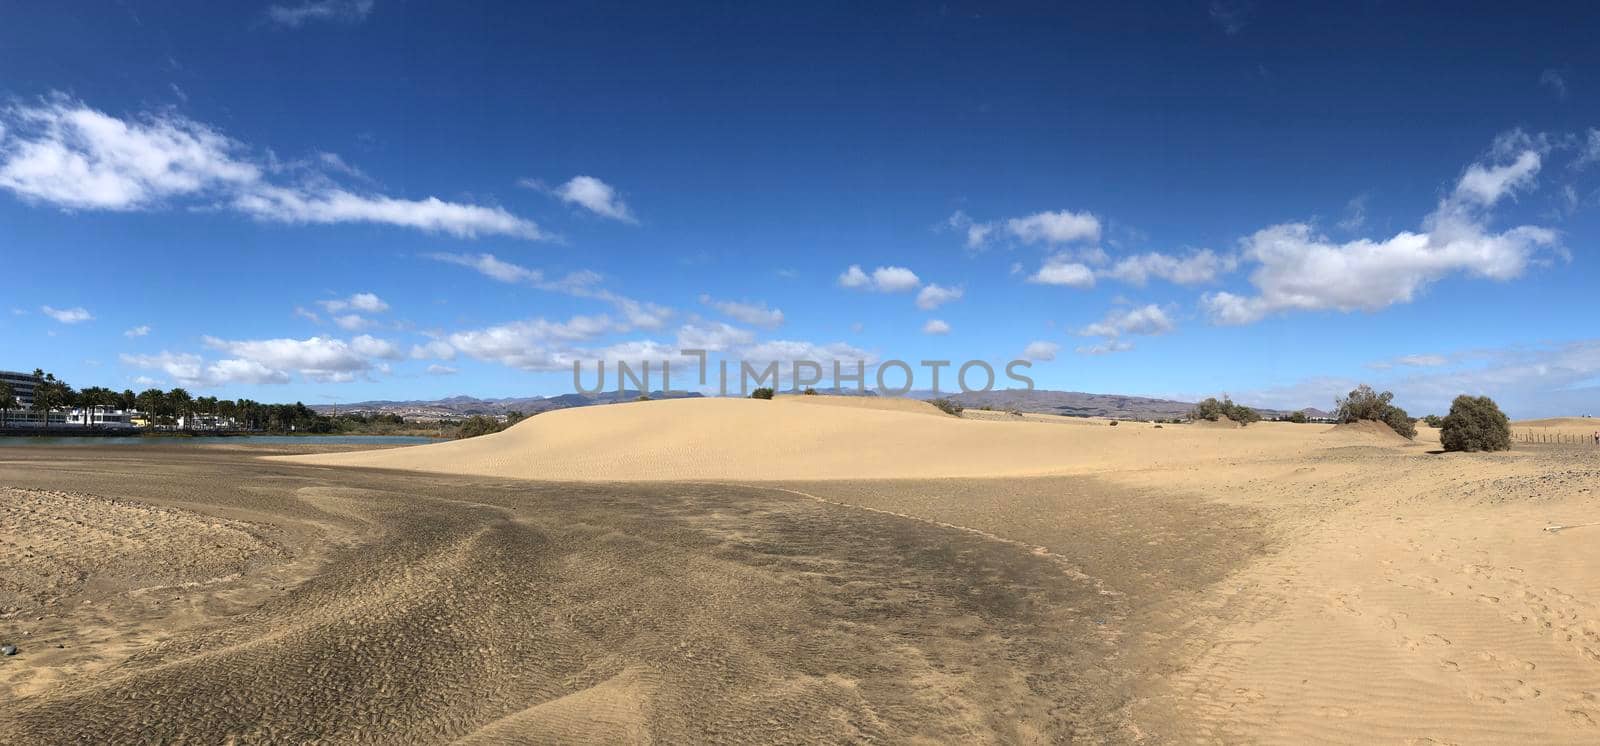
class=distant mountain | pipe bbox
[312,390,702,418]
[317,387,1322,422]
[906,389,1317,421]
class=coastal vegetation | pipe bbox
[1439,395,1512,452]
[1189,397,1261,426]
[1334,384,1417,439]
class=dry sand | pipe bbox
[276,395,1325,481]
[4,396,1599,742]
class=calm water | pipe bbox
[0,435,439,447]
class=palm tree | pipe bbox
[168,388,194,430]
[136,388,166,428]
[0,382,15,429]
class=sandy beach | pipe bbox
[3,396,1598,742]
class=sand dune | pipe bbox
[8,400,1600,742]
[279,395,1338,481]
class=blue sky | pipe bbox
[2,1,1598,417]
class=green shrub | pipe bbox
[1439,395,1511,452]
[803,388,818,395]
[1286,410,1309,424]
[750,387,775,400]
[1334,384,1416,439]
[636,395,651,401]
[928,397,964,416]
[1189,397,1259,426]
[1422,414,1444,428]
[454,415,504,439]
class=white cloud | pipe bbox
[201,334,384,382]
[1076,339,1135,355]
[425,364,457,376]
[872,266,920,292]
[41,305,92,324]
[0,97,259,210]
[350,334,404,360]
[699,294,785,328]
[427,252,671,331]
[838,264,921,292]
[1078,304,1174,338]
[676,321,757,351]
[0,96,545,240]
[123,325,151,337]
[1006,210,1101,245]
[316,292,388,314]
[1026,258,1095,288]
[1022,341,1060,361]
[1337,194,1368,232]
[1102,249,1234,285]
[234,185,544,239]
[427,252,542,283]
[1203,140,1559,325]
[915,283,964,310]
[293,306,321,324]
[548,175,635,223]
[1454,150,1541,206]
[446,315,628,371]
[922,318,951,335]
[946,210,995,249]
[266,0,374,27]
[332,314,369,331]
[121,351,291,387]
[410,340,456,360]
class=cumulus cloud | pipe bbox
[266,0,374,27]
[446,315,631,371]
[946,210,995,249]
[922,319,951,335]
[121,351,291,387]
[410,339,455,360]
[0,95,544,239]
[546,175,635,223]
[123,325,151,337]
[40,305,92,323]
[1078,304,1174,338]
[1102,249,1235,285]
[1006,210,1101,245]
[317,292,389,314]
[699,294,785,328]
[1026,258,1095,288]
[676,321,757,351]
[1022,340,1060,361]
[914,283,964,311]
[1203,138,1560,325]
[837,264,921,292]
[425,364,457,376]
[199,334,395,383]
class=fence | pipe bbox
[1513,430,1600,446]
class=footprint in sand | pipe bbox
[1568,709,1596,727]
[1477,595,1500,604]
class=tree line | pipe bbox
[0,369,330,432]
